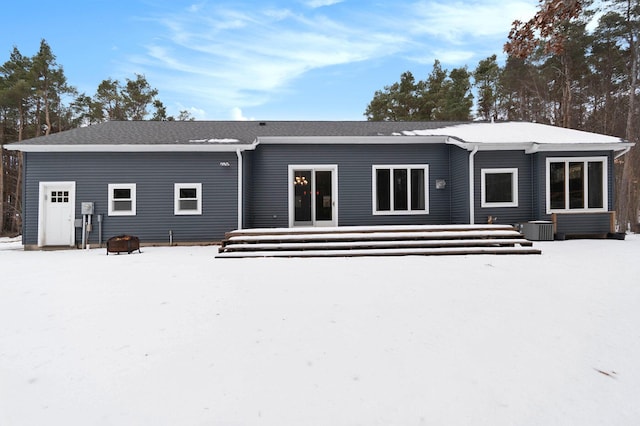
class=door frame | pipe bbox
[38,181,76,247]
[288,165,338,228]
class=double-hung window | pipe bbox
[108,183,136,216]
[546,157,607,213]
[373,165,429,215]
[174,183,202,215]
[481,168,518,208]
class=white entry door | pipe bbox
[289,165,338,227]
[38,182,76,247]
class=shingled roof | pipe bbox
[8,120,463,146]
[6,120,632,154]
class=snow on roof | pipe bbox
[404,122,626,145]
[188,138,241,143]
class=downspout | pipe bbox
[468,145,479,225]
[615,146,632,159]
[236,149,243,230]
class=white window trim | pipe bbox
[545,156,608,214]
[174,183,202,215]
[481,168,519,208]
[372,164,429,215]
[108,183,136,216]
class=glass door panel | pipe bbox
[315,170,332,222]
[293,170,312,225]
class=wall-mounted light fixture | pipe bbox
[436,179,446,189]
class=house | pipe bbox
[6,120,634,248]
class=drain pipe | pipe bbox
[236,149,243,230]
[615,146,632,159]
[468,145,479,225]
[97,214,103,247]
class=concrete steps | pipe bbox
[216,224,541,258]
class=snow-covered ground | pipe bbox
[1,235,639,426]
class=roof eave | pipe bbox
[4,143,258,153]
[524,142,635,153]
[257,135,448,144]
[445,139,635,153]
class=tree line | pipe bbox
[365,0,640,230]
[0,39,193,235]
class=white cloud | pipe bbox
[187,3,205,13]
[130,1,537,118]
[230,107,255,121]
[305,0,344,8]
[173,103,206,120]
[407,0,538,43]
[137,4,408,112]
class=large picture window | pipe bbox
[108,183,136,216]
[546,157,607,213]
[373,165,428,215]
[174,183,202,215]
[481,168,518,208]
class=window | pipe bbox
[373,165,428,214]
[108,184,136,216]
[481,168,518,208]
[546,157,607,213]
[174,183,202,215]
[51,191,69,203]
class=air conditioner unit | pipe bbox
[522,221,554,241]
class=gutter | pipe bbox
[615,145,633,159]
[236,149,243,230]
[468,145,479,225]
[4,141,260,153]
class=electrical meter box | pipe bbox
[81,202,94,215]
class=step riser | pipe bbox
[216,225,541,258]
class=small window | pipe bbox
[108,184,136,216]
[174,183,202,215]
[51,191,69,203]
[373,165,429,215]
[481,168,518,208]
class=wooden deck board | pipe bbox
[217,246,542,258]
[221,238,534,252]
[216,224,540,258]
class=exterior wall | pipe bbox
[449,146,470,224]
[533,151,615,235]
[23,152,238,245]
[241,150,254,229]
[474,150,534,225]
[247,143,452,228]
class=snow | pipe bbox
[188,138,240,143]
[405,122,627,144]
[227,230,522,243]
[1,235,640,425]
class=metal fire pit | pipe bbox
[106,235,141,255]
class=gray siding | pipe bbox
[474,150,534,225]
[449,146,470,224]
[241,150,254,229]
[533,151,614,235]
[23,152,238,245]
[247,143,452,228]
[553,213,613,235]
